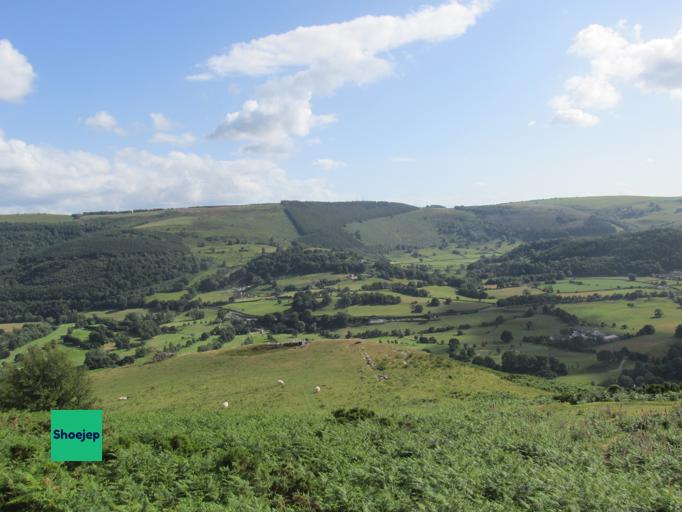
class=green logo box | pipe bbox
[50,410,102,462]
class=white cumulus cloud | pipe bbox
[84,111,126,136]
[149,113,196,146]
[191,1,490,153]
[550,22,682,126]
[0,130,331,213]
[0,39,36,102]
[312,158,346,170]
[150,112,175,131]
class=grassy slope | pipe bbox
[135,204,299,243]
[347,207,481,247]
[9,324,84,365]
[3,340,681,511]
[561,298,682,337]
[350,196,682,249]
[91,340,542,413]
[514,195,682,228]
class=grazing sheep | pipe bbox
[222,401,229,409]
[313,386,321,394]
[118,396,128,401]
[277,379,285,386]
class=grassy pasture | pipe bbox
[545,277,656,294]
[8,324,84,365]
[561,298,682,337]
[486,286,543,299]
[388,244,506,272]
[597,335,676,357]
[91,340,541,413]
[228,298,290,316]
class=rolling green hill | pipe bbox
[347,196,682,249]
[91,339,542,412]
[3,196,681,253]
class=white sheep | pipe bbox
[118,396,128,401]
[277,379,285,386]
[222,401,229,409]
[313,386,321,394]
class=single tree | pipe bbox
[500,330,514,344]
[675,324,682,339]
[0,347,93,411]
[448,338,460,355]
[637,324,656,336]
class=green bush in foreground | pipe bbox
[0,347,93,411]
[1,403,680,511]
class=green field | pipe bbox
[544,277,656,294]
[561,298,682,337]
[91,340,540,412]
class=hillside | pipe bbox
[347,196,682,249]
[0,232,197,322]
[91,340,541,412]
[517,196,682,229]
[471,228,682,279]
[3,196,682,253]
[2,342,681,510]
[282,200,417,249]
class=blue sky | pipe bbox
[1,0,682,212]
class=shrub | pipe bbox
[0,347,93,411]
[331,408,377,423]
[637,324,656,336]
[84,348,119,369]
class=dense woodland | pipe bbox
[471,228,682,280]
[0,233,197,322]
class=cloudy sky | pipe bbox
[2,0,682,212]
